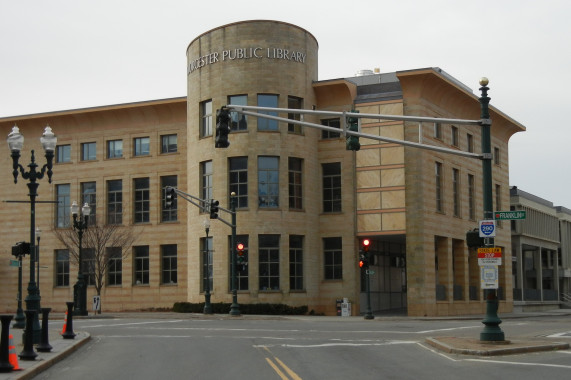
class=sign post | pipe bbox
[92,296,101,313]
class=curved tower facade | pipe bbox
[186,20,359,313]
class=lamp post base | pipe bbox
[480,290,505,342]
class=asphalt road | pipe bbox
[32,314,571,379]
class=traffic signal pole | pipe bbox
[225,105,483,159]
[169,187,240,316]
[478,78,504,341]
[222,79,505,338]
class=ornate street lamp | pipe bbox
[478,78,505,342]
[36,227,42,309]
[71,201,90,316]
[203,219,213,314]
[6,125,57,343]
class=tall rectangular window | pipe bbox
[287,96,303,134]
[161,176,177,222]
[452,169,460,217]
[259,235,280,290]
[107,247,122,286]
[324,237,342,280]
[229,157,248,208]
[200,100,213,137]
[288,157,302,210]
[81,142,96,161]
[81,181,96,225]
[257,94,278,131]
[83,248,96,286]
[289,235,304,290]
[56,184,70,228]
[451,126,459,147]
[107,180,122,225]
[468,174,475,220]
[435,162,443,212]
[434,123,442,139]
[201,161,213,212]
[162,244,177,284]
[494,147,501,166]
[55,249,70,286]
[229,95,248,131]
[134,137,150,156]
[107,140,123,159]
[134,178,150,223]
[321,118,340,139]
[134,246,149,285]
[258,156,279,208]
[467,133,474,153]
[202,237,213,292]
[56,145,71,163]
[322,162,341,213]
[161,134,177,154]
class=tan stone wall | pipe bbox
[398,70,518,316]
[0,100,188,313]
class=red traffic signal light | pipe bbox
[362,239,370,252]
[236,242,245,264]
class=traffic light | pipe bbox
[236,242,245,264]
[346,110,360,151]
[215,108,230,148]
[209,199,219,219]
[362,238,370,253]
[359,252,368,269]
[466,228,485,248]
[165,186,176,209]
[12,241,30,257]
[359,239,370,269]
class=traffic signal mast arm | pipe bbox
[224,105,485,159]
[167,187,236,228]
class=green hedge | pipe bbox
[173,302,308,315]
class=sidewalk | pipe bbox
[0,327,90,380]
[0,309,569,379]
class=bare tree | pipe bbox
[53,222,142,312]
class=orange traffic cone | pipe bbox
[61,311,68,334]
[8,334,20,371]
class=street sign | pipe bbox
[479,220,496,238]
[480,265,499,289]
[478,247,502,265]
[494,210,526,220]
[93,295,101,311]
[9,259,19,267]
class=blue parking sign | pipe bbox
[479,220,496,237]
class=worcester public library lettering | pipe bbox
[188,47,307,74]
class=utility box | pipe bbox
[341,298,351,317]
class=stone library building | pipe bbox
[0,20,525,317]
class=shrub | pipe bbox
[173,302,308,315]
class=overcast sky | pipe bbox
[1,0,569,208]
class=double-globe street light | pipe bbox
[71,201,91,316]
[7,125,57,343]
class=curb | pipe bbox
[426,337,570,356]
[14,332,91,380]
